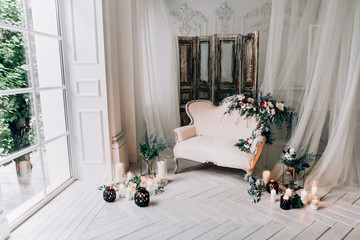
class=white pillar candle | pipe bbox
[146,177,156,196]
[115,162,125,182]
[310,196,319,210]
[126,186,134,201]
[270,189,276,203]
[157,160,167,178]
[301,190,308,205]
[140,176,147,188]
[262,170,271,185]
[311,180,318,196]
[118,183,126,198]
[285,188,292,197]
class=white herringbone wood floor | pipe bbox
[11,160,360,240]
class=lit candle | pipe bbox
[146,177,155,196]
[311,180,318,196]
[285,188,292,197]
[262,170,271,185]
[157,160,167,178]
[270,189,276,203]
[301,190,308,205]
[140,176,147,188]
[310,196,319,210]
[126,171,135,182]
[115,162,125,182]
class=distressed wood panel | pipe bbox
[242,31,259,98]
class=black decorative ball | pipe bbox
[266,179,279,193]
[103,186,117,202]
[134,187,150,207]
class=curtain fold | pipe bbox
[262,0,360,189]
[132,0,180,141]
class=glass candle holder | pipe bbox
[266,179,279,193]
[280,194,291,210]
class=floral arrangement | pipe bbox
[244,174,264,203]
[139,132,171,164]
[225,92,297,152]
[279,148,315,173]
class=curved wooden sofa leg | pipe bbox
[174,157,179,174]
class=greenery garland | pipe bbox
[225,92,297,152]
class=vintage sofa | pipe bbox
[173,97,265,175]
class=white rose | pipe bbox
[276,102,285,111]
[289,148,295,154]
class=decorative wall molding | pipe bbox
[215,2,233,34]
[78,109,105,164]
[112,131,130,172]
[70,0,99,64]
[243,2,272,34]
[170,3,207,36]
[75,79,101,97]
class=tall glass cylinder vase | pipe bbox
[140,156,157,176]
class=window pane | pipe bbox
[43,136,70,193]
[0,0,25,27]
[37,89,66,141]
[27,0,58,35]
[31,34,62,88]
[0,150,44,221]
[0,28,31,90]
[0,93,37,161]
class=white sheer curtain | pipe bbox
[262,0,360,189]
[132,0,180,140]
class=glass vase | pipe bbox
[282,165,305,190]
[139,156,157,176]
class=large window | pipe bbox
[0,0,72,225]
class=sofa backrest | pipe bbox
[186,97,259,141]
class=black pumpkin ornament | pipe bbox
[134,187,150,207]
[103,186,117,202]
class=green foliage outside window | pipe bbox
[0,0,34,167]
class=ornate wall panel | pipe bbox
[170,4,207,36]
[215,2,234,34]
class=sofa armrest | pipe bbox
[250,135,265,155]
[174,125,196,143]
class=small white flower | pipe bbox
[244,144,250,148]
[269,102,274,108]
[248,139,253,144]
[289,148,295,154]
[237,94,245,100]
[271,108,276,115]
[276,102,285,111]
